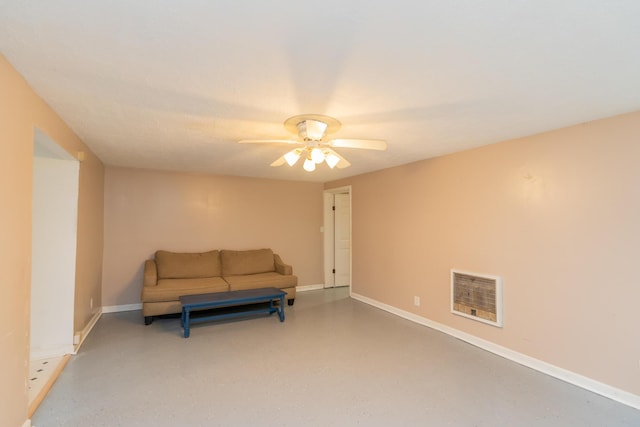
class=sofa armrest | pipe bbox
[143,259,158,287]
[274,254,292,275]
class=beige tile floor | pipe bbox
[32,287,640,426]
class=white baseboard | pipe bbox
[102,303,142,313]
[30,345,75,360]
[350,292,640,411]
[73,309,102,354]
[296,284,325,292]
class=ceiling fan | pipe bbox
[238,114,387,172]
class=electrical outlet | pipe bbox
[414,296,420,306]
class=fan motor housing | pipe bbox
[284,114,341,138]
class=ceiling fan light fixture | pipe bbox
[303,157,316,172]
[325,152,340,169]
[240,114,385,173]
[310,147,324,164]
[284,149,301,166]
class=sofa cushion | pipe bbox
[220,249,275,276]
[224,272,297,291]
[142,277,229,302]
[155,250,221,279]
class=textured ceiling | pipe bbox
[2,1,640,182]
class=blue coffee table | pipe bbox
[179,287,286,338]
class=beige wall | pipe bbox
[102,167,324,306]
[73,150,105,331]
[327,111,640,397]
[0,54,104,427]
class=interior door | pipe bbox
[334,193,351,287]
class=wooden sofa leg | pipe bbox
[287,298,295,306]
[144,316,154,325]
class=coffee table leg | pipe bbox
[184,308,191,338]
[278,295,285,322]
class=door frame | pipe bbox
[323,185,352,292]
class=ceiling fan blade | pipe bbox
[325,148,351,169]
[238,139,301,144]
[328,138,387,151]
[270,156,287,167]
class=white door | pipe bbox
[334,193,351,287]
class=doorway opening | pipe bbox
[30,129,79,412]
[323,186,351,290]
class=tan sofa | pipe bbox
[141,248,297,324]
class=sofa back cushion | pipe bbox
[221,249,275,276]
[155,250,221,279]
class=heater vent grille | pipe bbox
[451,269,503,327]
